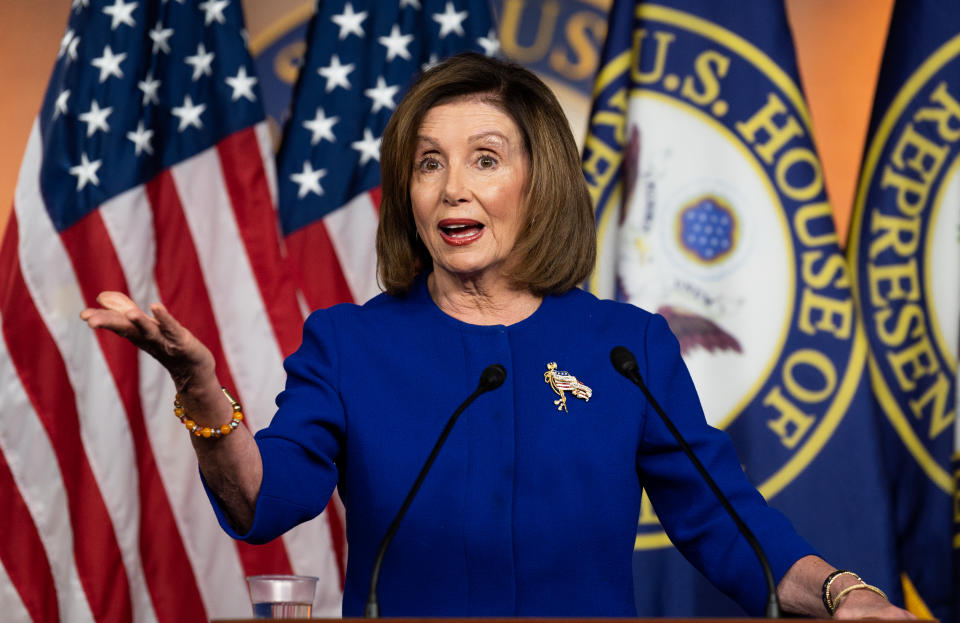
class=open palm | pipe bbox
[80,291,215,390]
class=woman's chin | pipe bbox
[433,261,506,284]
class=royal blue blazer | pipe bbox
[208,275,815,616]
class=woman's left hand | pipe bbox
[777,556,920,620]
[833,588,917,620]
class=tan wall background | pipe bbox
[0,0,893,245]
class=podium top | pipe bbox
[214,619,938,623]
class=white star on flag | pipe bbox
[53,89,70,119]
[78,100,112,137]
[185,43,215,80]
[138,71,160,104]
[126,120,154,156]
[58,29,76,59]
[303,107,339,145]
[331,3,367,40]
[290,161,327,198]
[198,0,229,26]
[91,44,126,83]
[66,35,80,62]
[149,23,174,54]
[433,2,468,38]
[72,0,89,10]
[378,24,414,62]
[225,66,258,101]
[102,0,137,30]
[422,53,439,72]
[172,94,205,131]
[477,29,499,56]
[69,152,102,190]
[400,0,421,8]
[318,54,354,92]
[351,128,381,165]
[365,76,399,113]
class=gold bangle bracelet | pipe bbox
[833,582,889,612]
[824,571,861,614]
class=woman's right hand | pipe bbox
[83,292,263,530]
[80,291,215,392]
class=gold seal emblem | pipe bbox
[544,362,593,412]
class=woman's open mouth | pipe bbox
[438,219,484,245]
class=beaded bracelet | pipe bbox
[174,387,244,439]
[822,570,861,615]
[832,582,889,612]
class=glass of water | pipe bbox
[246,574,318,619]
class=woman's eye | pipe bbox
[419,158,440,171]
[478,155,497,169]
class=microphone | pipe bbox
[364,363,507,618]
[610,346,782,619]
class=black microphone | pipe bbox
[610,346,782,619]
[364,363,507,618]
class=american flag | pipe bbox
[277,0,498,309]
[0,1,344,621]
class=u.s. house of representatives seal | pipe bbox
[584,4,867,549]
[848,33,960,498]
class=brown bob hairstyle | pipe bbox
[376,52,596,296]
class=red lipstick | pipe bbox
[438,219,484,246]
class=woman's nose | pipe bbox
[442,167,470,204]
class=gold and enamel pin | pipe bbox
[544,362,592,412]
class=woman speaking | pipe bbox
[82,53,912,619]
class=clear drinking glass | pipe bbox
[246,574,318,619]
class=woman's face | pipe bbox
[410,98,529,285]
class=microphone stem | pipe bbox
[364,385,485,618]
[627,369,782,619]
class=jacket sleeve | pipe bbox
[204,308,345,544]
[635,313,817,615]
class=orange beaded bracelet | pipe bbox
[174,387,244,439]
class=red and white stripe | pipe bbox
[285,187,382,310]
[0,121,345,622]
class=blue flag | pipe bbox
[848,1,960,620]
[584,0,901,615]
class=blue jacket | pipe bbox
[209,276,815,616]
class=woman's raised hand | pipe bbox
[83,292,263,527]
[80,291,215,391]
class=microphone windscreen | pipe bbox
[478,364,507,391]
[610,346,639,375]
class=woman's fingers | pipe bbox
[81,291,145,334]
[124,308,165,345]
[96,291,140,314]
[150,303,187,341]
[150,302,215,369]
[82,292,216,388]
[80,306,138,335]
[82,292,166,351]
